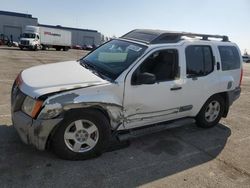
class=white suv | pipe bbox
[11,29,243,160]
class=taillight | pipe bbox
[239,68,243,87]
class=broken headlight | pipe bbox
[38,103,63,119]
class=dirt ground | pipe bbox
[0,46,250,188]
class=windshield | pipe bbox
[22,33,36,38]
[80,39,147,80]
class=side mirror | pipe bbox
[136,72,156,85]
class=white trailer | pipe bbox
[19,25,71,51]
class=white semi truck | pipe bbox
[19,25,71,51]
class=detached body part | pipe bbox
[11,29,242,160]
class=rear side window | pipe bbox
[186,46,213,77]
[218,46,240,71]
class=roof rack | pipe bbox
[121,29,229,44]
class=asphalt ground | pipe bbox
[0,46,250,188]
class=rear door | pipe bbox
[182,44,221,116]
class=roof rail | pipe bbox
[180,32,229,42]
[121,29,229,44]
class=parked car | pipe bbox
[11,29,242,160]
[72,45,82,50]
[82,44,94,51]
[242,55,250,63]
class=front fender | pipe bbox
[39,86,124,130]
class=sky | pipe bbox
[1,0,250,53]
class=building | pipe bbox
[0,10,101,46]
[0,11,38,41]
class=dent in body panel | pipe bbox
[40,88,124,130]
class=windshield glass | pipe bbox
[81,39,147,80]
[22,33,36,38]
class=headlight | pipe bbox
[22,96,43,118]
[38,103,63,119]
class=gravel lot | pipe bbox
[0,46,250,188]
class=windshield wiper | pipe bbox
[80,59,108,80]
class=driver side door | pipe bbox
[123,47,190,129]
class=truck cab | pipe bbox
[19,26,40,50]
[11,29,242,160]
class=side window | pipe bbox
[186,45,213,77]
[37,35,39,39]
[132,49,179,84]
[218,46,240,71]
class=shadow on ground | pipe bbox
[0,123,231,188]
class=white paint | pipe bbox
[19,61,108,98]
[16,36,242,131]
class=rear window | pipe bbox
[218,46,240,71]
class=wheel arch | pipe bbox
[45,105,121,150]
[198,92,229,119]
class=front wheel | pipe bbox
[51,109,111,160]
[196,95,225,128]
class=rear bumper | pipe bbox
[12,111,63,150]
[228,87,241,106]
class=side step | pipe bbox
[117,118,195,141]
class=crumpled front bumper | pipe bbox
[12,111,63,150]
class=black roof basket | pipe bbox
[121,29,229,44]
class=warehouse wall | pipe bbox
[71,30,101,46]
[0,15,37,41]
[38,24,102,46]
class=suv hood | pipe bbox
[19,61,108,98]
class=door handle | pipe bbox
[170,86,182,91]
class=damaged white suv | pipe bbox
[11,29,242,160]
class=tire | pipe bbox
[33,45,38,51]
[51,109,111,160]
[41,45,46,50]
[63,47,69,51]
[196,95,225,128]
[56,47,61,51]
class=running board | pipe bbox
[117,118,195,141]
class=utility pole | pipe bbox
[244,49,248,56]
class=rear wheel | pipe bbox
[63,47,69,51]
[196,95,224,128]
[51,110,111,160]
[41,45,46,50]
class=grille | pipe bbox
[11,82,26,112]
[20,40,29,45]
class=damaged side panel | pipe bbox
[39,85,125,130]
